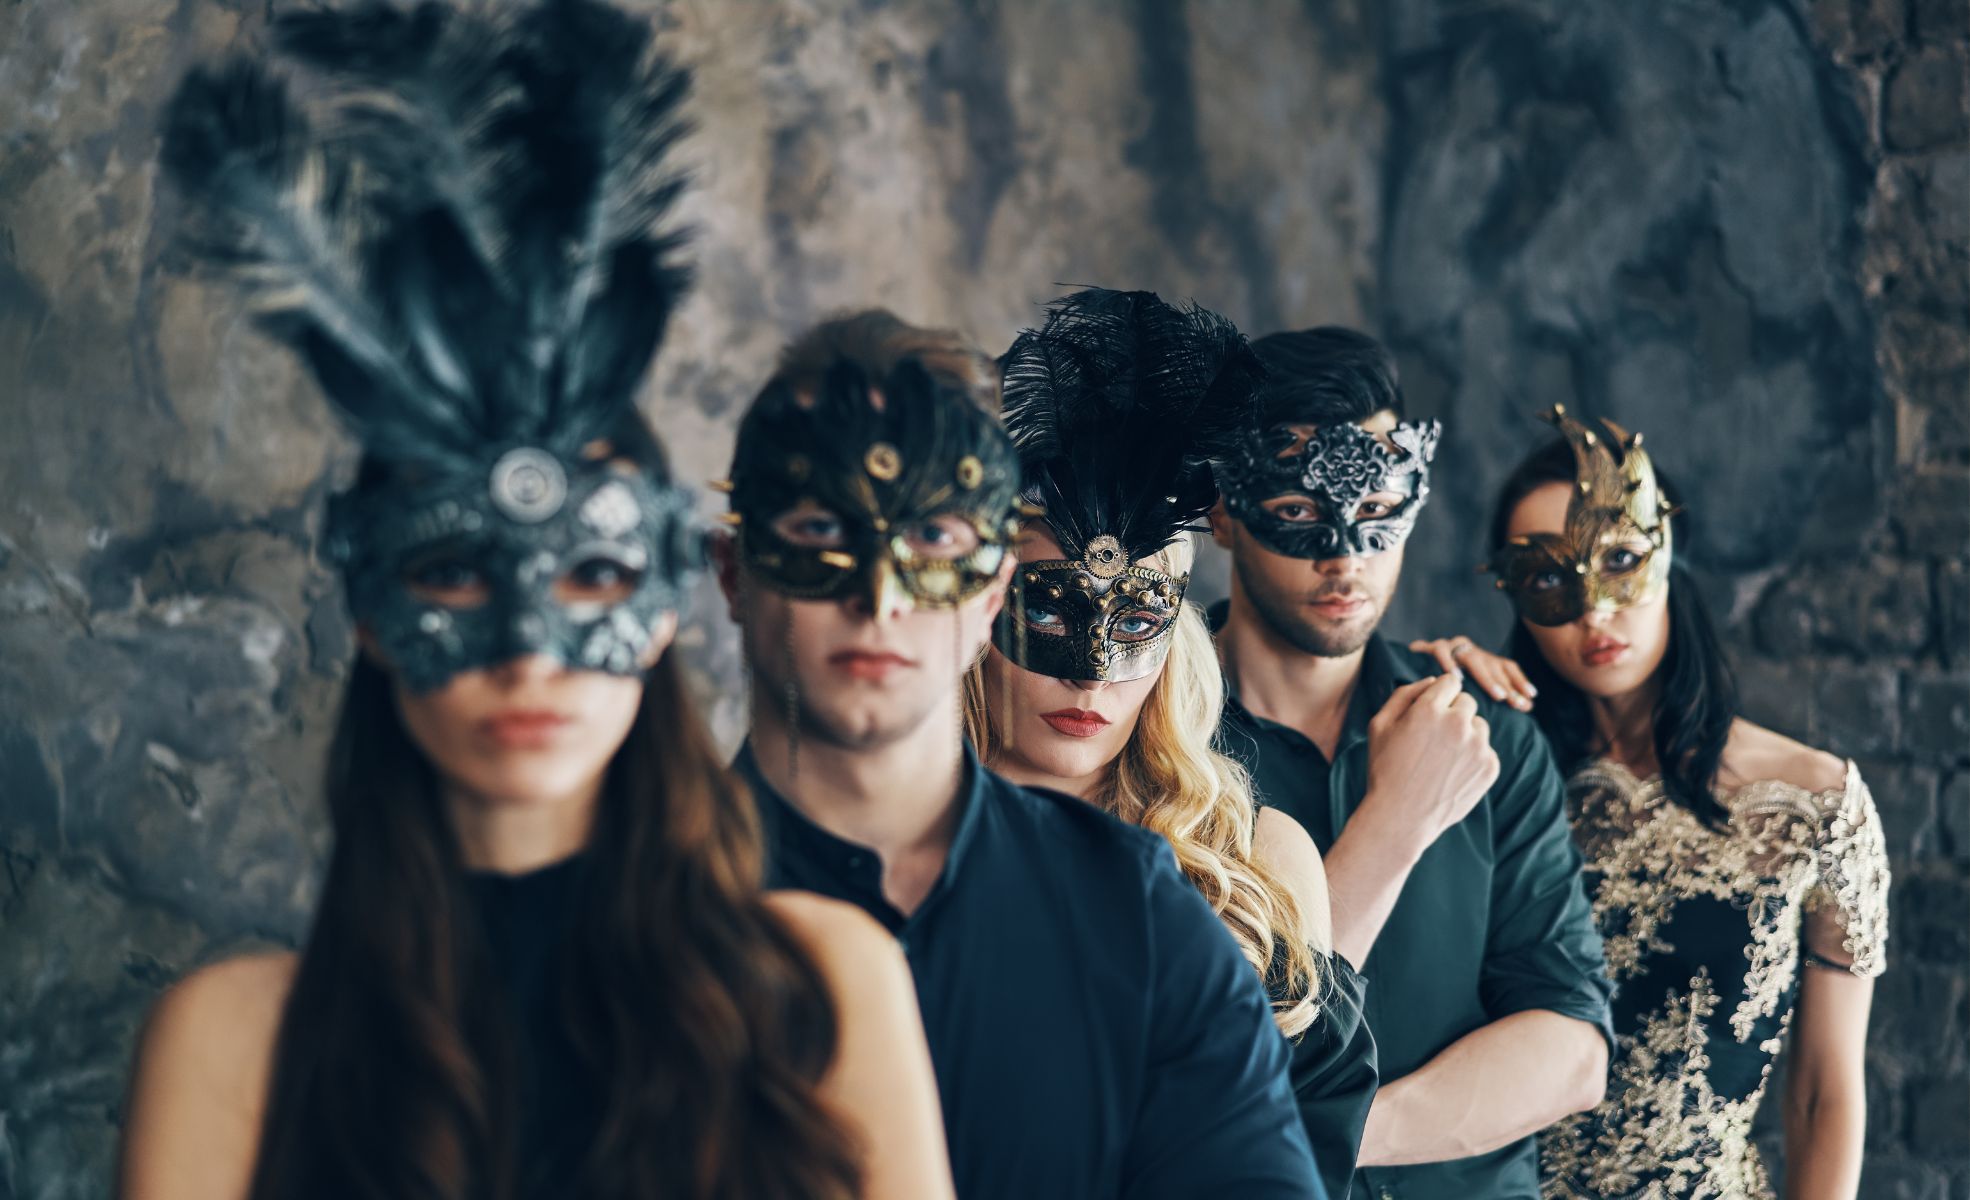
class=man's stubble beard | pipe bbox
[1235,553,1394,659]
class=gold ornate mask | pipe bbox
[1485,406,1675,627]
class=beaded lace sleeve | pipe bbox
[1802,762,1891,978]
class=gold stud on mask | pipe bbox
[1484,405,1676,627]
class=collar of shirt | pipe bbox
[732,739,988,937]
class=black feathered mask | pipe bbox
[993,288,1264,682]
[158,0,703,691]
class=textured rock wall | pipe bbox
[0,2,1381,1194]
[1376,0,1969,1195]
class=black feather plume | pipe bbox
[158,0,693,473]
[999,288,1265,562]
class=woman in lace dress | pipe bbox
[1418,410,1889,1199]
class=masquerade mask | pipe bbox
[1220,418,1441,559]
[328,446,702,693]
[725,357,1020,614]
[160,0,703,693]
[992,288,1263,683]
[1484,406,1674,626]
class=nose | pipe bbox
[488,652,564,687]
[1313,554,1364,577]
[1578,606,1615,629]
[848,557,915,625]
[1070,675,1114,695]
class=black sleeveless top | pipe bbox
[463,856,599,1195]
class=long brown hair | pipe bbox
[246,649,860,1199]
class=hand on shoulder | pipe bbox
[119,952,298,1200]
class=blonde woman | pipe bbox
[965,289,1378,1196]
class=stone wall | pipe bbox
[1,0,1963,1196]
[1377,0,1969,1195]
[0,2,1381,1194]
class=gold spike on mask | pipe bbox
[1484,405,1675,627]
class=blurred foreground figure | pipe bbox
[121,4,951,1197]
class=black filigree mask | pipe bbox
[1221,418,1441,559]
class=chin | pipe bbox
[1564,663,1653,700]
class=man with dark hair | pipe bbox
[716,311,1326,1199]
[1209,325,1614,1199]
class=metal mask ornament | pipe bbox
[159,0,705,692]
[991,288,1264,683]
[1220,418,1442,559]
[725,356,1021,615]
[327,447,703,693]
[1484,406,1675,627]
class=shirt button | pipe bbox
[846,853,866,870]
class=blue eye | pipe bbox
[1024,603,1066,630]
[1528,571,1564,593]
[1604,548,1644,573]
[1112,611,1166,642]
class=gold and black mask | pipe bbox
[1485,406,1675,626]
[991,288,1264,683]
[726,355,1020,614]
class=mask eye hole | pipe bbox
[554,555,644,607]
[1526,569,1566,594]
[1260,495,1324,523]
[1601,545,1647,575]
[1111,610,1167,643]
[770,502,848,549]
[898,514,982,560]
[404,550,491,609]
[1021,601,1068,634]
[1353,492,1405,521]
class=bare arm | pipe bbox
[1356,1009,1607,1166]
[1781,953,1876,1198]
[770,893,955,1200]
[1319,803,1430,967]
[118,955,293,1200]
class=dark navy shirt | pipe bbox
[735,744,1326,1200]
[1215,630,1615,1200]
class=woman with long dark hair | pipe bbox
[1418,408,1888,1199]
[117,5,951,1197]
[962,289,1378,1198]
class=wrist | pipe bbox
[1347,794,1435,867]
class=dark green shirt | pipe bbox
[1217,631,1615,1200]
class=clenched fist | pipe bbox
[1361,673,1502,847]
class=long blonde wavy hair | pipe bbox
[963,533,1328,1036]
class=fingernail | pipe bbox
[1490,687,1505,699]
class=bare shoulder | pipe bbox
[763,891,912,995]
[121,952,297,1198]
[1723,719,1850,795]
[1252,807,1333,949]
[1253,807,1325,883]
[141,952,297,1073]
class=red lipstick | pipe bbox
[1040,708,1111,739]
[1582,635,1631,668]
